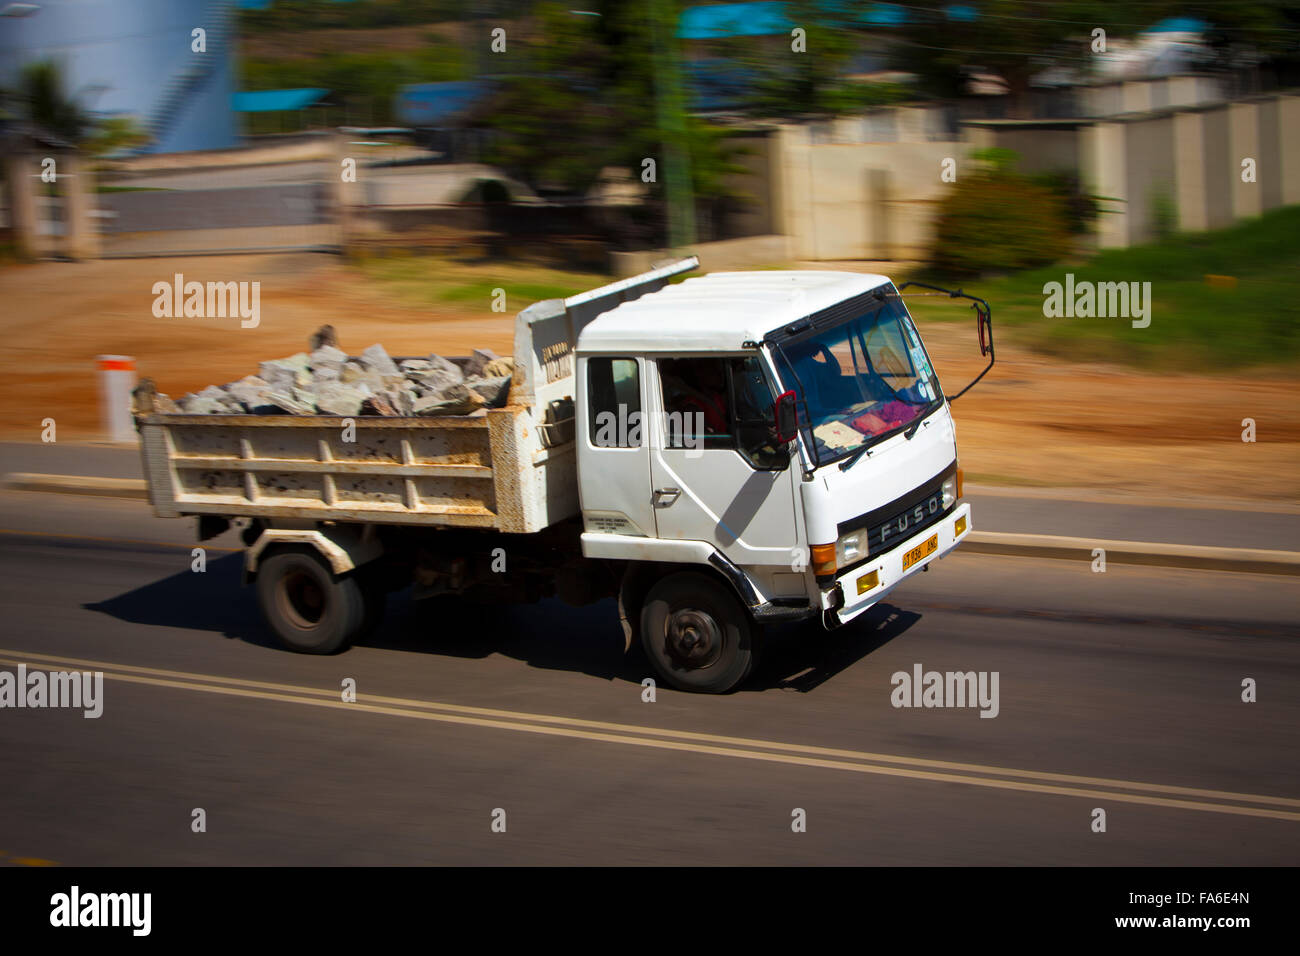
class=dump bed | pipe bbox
[136,406,571,532]
[135,257,698,534]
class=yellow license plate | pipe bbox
[902,533,938,571]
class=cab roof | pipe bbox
[576,270,892,353]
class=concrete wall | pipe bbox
[756,91,1298,260]
[717,132,776,239]
[963,121,1086,174]
[772,124,973,260]
[1081,95,1295,248]
[1078,75,1227,118]
[1281,96,1300,207]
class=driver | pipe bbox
[663,359,729,436]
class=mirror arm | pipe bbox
[896,281,995,402]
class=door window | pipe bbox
[658,356,788,470]
[587,357,641,447]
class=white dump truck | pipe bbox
[135,257,994,692]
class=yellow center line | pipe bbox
[3,649,1298,822]
[0,849,60,866]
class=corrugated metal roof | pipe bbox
[232,88,330,113]
[394,81,489,126]
[678,2,791,39]
[678,1,926,39]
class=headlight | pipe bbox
[836,529,866,566]
[941,474,958,510]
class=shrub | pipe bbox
[929,170,1072,277]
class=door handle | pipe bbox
[652,487,681,507]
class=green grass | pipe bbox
[901,206,1300,371]
[350,255,607,312]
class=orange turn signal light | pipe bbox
[810,542,837,578]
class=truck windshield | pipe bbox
[772,297,942,466]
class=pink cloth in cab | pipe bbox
[851,401,916,435]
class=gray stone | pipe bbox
[361,387,413,417]
[482,356,515,379]
[313,383,366,417]
[180,394,229,414]
[465,374,512,408]
[260,354,310,390]
[309,344,347,375]
[292,387,318,409]
[464,347,499,378]
[225,376,273,410]
[361,392,399,417]
[192,385,242,413]
[311,365,342,385]
[399,358,434,374]
[413,384,484,417]
[412,366,463,397]
[360,343,399,377]
[264,390,314,415]
[426,353,463,382]
[151,392,181,414]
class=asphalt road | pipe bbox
[4,440,1299,550]
[0,489,1297,866]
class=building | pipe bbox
[0,0,238,154]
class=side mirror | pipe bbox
[773,390,799,443]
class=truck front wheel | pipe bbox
[640,573,756,694]
[256,548,365,655]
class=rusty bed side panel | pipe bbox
[138,411,535,530]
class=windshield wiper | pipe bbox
[839,415,925,472]
[838,442,872,472]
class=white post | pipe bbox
[97,355,137,443]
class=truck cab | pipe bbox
[574,267,978,692]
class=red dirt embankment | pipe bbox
[1,254,1295,501]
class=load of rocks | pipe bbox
[137,326,514,418]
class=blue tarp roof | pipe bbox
[678,2,974,38]
[1148,17,1208,34]
[393,81,489,126]
[678,2,793,39]
[232,88,330,112]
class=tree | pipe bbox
[16,59,91,145]
[891,1,1116,118]
[84,116,152,158]
[479,1,752,245]
[891,1,1297,117]
[708,0,910,118]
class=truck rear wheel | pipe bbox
[256,548,365,655]
[640,572,756,694]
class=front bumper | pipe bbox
[820,501,972,627]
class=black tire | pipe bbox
[255,548,365,654]
[640,572,756,694]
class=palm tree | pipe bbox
[17,59,91,146]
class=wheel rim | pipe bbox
[664,607,723,670]
[277,569,326,629]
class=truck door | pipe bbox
[647,355,799,569]
[576,355,658,538]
